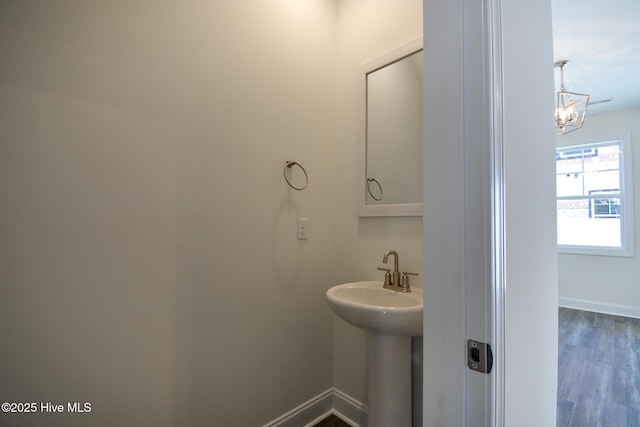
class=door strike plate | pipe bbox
[467,339,493,374]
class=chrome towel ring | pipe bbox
[366,178,383,201]
[283,161,308,191]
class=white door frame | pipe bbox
[423,0,557,425]
[422,0,504,423]
[422,0,467,423]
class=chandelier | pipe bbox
[555,60,589,135]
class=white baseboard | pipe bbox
[559,297,640,319]
[262,388,367,427]
[328,388,367,427]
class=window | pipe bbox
[556,136,635,257]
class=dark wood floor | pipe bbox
[558,308,640,426]
[313,414,351,427]
[315,309,639,427]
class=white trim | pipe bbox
[262,388,367,427]
[330,388,367,426]
[357,37,424,218]
[262,389,332,427]
[357,202,423,217]
[556,134,635,258]
[487,0,506,425]
[304,410,361,427]
[559,297,640,319]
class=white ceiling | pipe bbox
[552,0,640,115]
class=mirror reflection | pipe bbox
[366,49,423,206]
[358,38,423,217]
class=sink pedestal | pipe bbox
[366,332,412,427]
[325,281,422,427]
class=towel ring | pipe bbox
[366,178,383,201]
[283,161,308,191]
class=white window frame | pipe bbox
[556,134,635,257]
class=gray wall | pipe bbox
[332,0,424,406]
[0,2,338,426]
[0,1,424,426]
[557,108,640,312]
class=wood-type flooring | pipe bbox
[558,308,640,426]
[313,414,351,427]
[314,309,639,427]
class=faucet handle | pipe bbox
[400,272,419,292]
[377,267,392,287]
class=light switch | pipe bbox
[297,218,309,240]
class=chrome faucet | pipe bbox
[382,250,400,289]
[377,250,418,293]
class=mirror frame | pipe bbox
[357,37,424,217]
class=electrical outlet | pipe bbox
[297,218,309,240]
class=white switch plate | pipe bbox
[297,218,309,240]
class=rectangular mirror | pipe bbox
[358,38,423,217]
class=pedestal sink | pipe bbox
[326,281,423,427]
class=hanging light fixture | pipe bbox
[555,60,589,135]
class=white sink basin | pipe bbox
[326,281,423,336]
